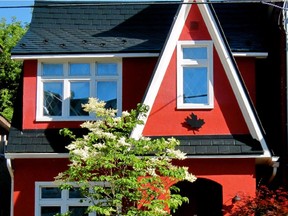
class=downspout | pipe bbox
[268,156,280,183]
[6,159,14,216]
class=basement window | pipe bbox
[177,41,214,109]
[35,182,98,216]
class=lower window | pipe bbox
[35,182,97,216]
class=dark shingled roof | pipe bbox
[7,127,263,155]
[12,1,179,55]
[212,3,268,52]
[12,1,268,55]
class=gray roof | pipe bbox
[7,127,263,156]
[12,1,268,55]
[12,1,179,55]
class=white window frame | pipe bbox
[36,58,122,121]
[177,40,213,109]
[35,182,109,216]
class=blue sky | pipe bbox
[0,1,34,24]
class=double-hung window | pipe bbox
[177,41,213,109]
[37,60,122,121]
[35,182,97,216]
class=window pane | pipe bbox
[183,47,207,60]
[70,63,90,76]
[43,64,63,76]
[70,82,90,116]
[183,67,208,104]
[41,187,61,198]
[69,206,88,216]
[97,81,117,109]
[41,206,61,216]
[69,188,85,198]
[43,82,63,116]
[97,63,118,76]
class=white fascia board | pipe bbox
[233,52,268,58]
[11,53,159,60]
[185,154,271,159]
[197,0,271,157]
[5,153,69,159]
[131,0,192,139]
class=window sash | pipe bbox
[35,182,97,216]
[37,60,122,121]
[177,41,213,109]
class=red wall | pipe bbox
[22,57,156,130]
[143,5,253,136]
[13,159,69,216]
[12,158,256,216]
[173,158,256,213]
[122,57,157,111]
[236,57,256,105]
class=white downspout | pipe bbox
[268,156,280,183]
[6,159,14,216]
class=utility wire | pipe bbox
[0,0,285,9]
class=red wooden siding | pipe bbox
[122,57,157,111]
[12,158,256,216]
[22,58,156,129]
[142,5,251,136]
[13,159,69,216]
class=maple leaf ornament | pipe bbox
[185,113,205,132]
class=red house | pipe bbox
[6,0,283,215]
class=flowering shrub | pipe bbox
[227,185,288,216]
[56,98,196,216]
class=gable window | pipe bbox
[37,60,122,121]
[35,182,98,216]
[177,41,213,109]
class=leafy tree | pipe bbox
[56,98,196,216]
[0,17,28,121]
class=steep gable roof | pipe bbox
[131,0,271,158]
[7,1,271,158]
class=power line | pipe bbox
[0,0,285,9]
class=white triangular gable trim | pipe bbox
[131,0,191,139]
[131,0,271,158]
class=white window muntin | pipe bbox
[177,40,213,109]
[36,59,122,121]
[35,182,98,216]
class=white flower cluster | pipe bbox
[82,98,117,117]
[72,146,90,160]
[183,167,197,183]
[146,167,157,177]
[166,149,187,160]
[117,137,132,148]
[121,110,130,117]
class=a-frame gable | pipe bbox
[131,0,271,158]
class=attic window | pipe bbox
[177,40,214,109]
[36,59,122,121]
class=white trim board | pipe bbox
[11,53,159,60]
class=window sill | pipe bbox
[36,116,97,122]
